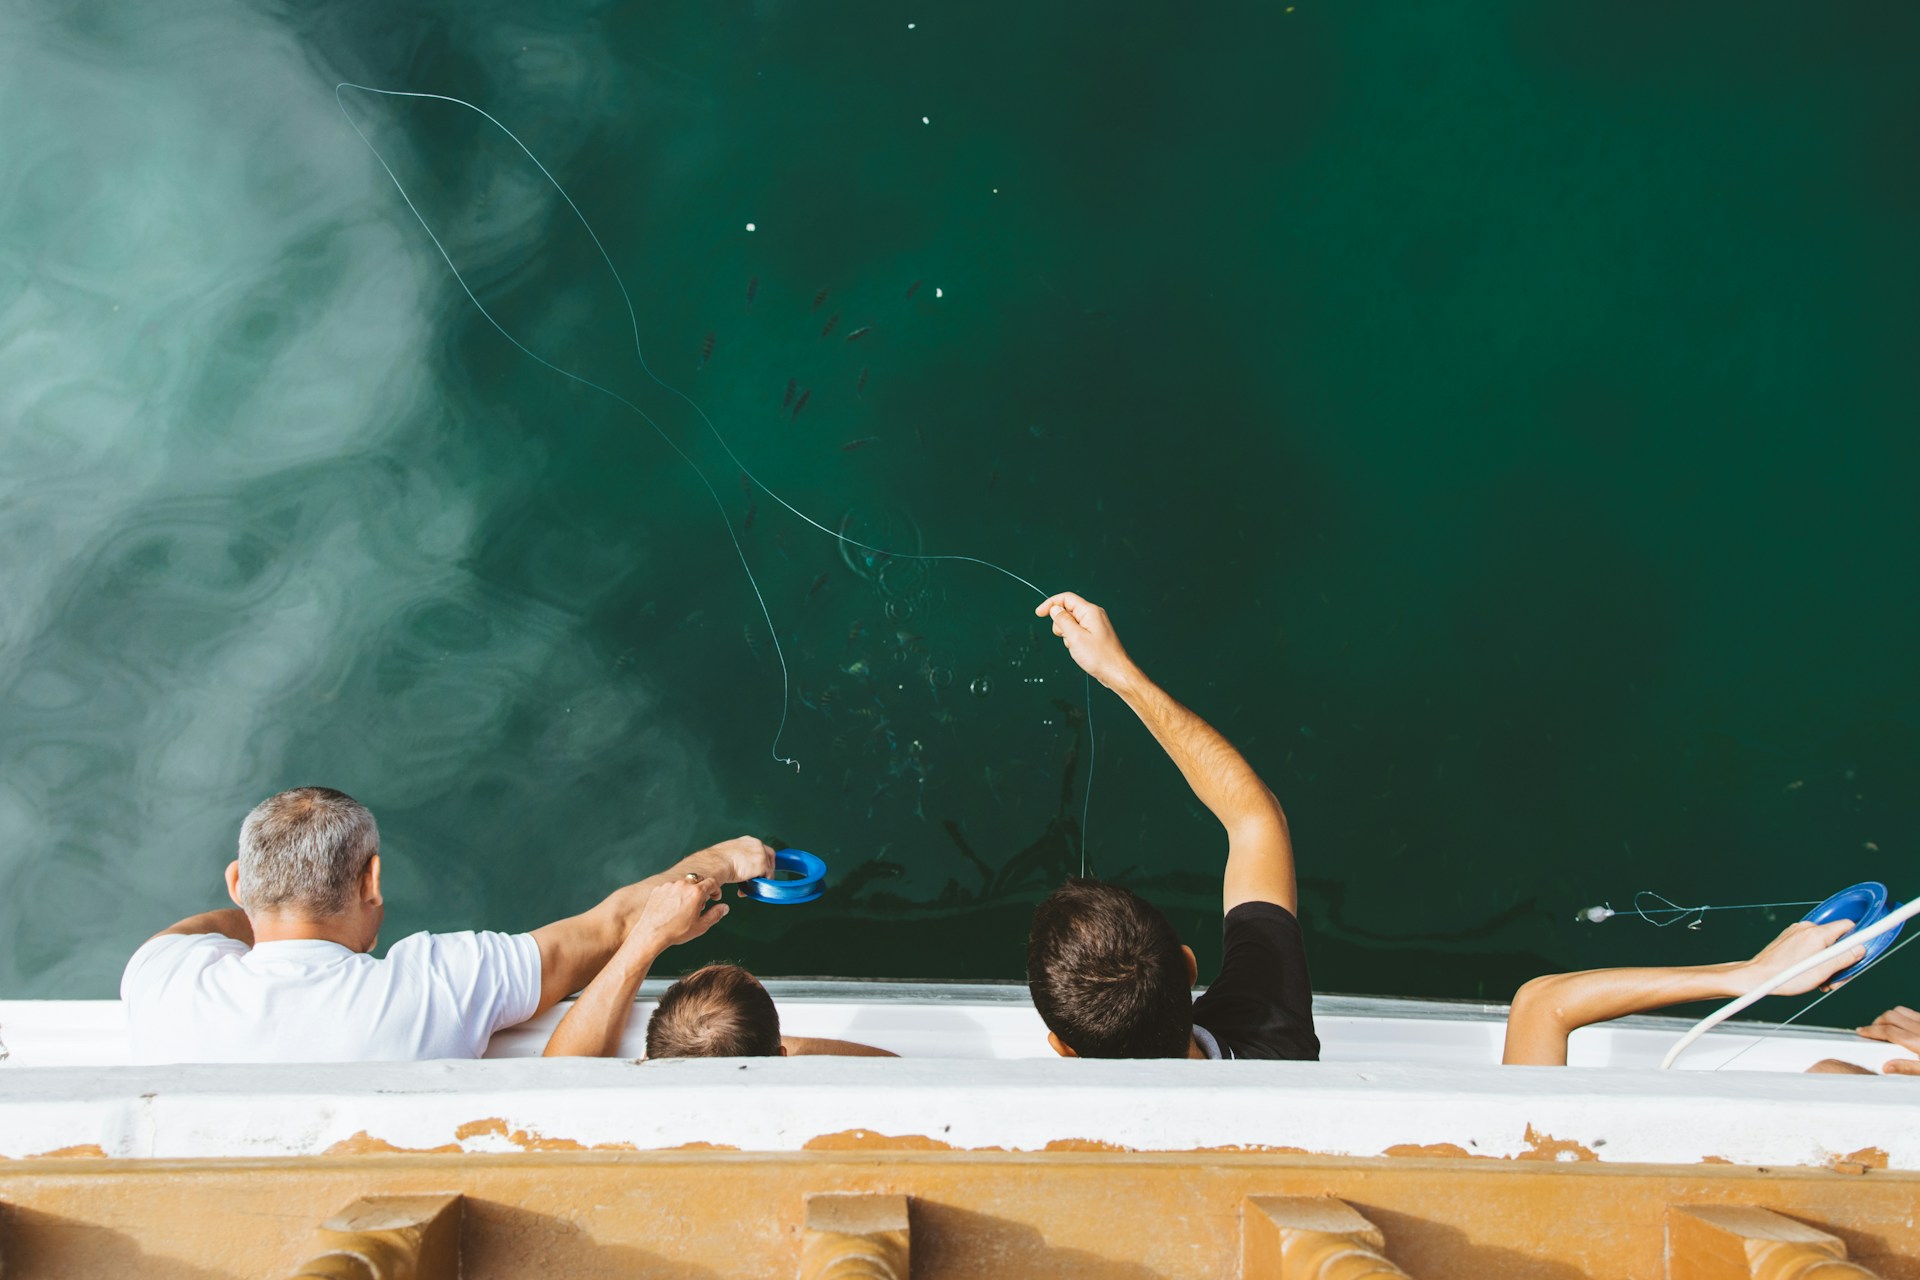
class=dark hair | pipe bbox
[1026,878,1192,1058]
[645,964,782,1058]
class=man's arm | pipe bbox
[1502,920,1864,1066]
[149,908,253,945]
[781,1036,898,1057]
[1036,592,1294,913]
[529,836,774,1015]
[543,876,728,1057]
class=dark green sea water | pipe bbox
[4,1,1917,1029]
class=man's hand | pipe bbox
[1735,920,1864,997]
[631,876,727,950]
[694,835,777,884]
[1035,592,1138,692]
[1857,1005,1920,1076]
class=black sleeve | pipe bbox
[1190,901,1319,1061]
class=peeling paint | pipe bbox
[324,1131,461,1156]
[27,1144,106,1159]
[805,1130,960,1152]
[1516,1124,1598,1163]
[1384,1142,1473,1159]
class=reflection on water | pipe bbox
[0,1,716,995]
[3,2,1917,1024]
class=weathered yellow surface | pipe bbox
[1,1149,1917,1279]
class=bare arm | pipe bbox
[530,836,773,1015]
[1036,592,1295,914]
[151,908,254,945]
[1856,1005,1920,1076]
[781,1036,899,1057]
[1502,920,1864,1066]
[543,877,727,1058]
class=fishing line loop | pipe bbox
[334,84,1097,832]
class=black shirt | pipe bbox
[1190,901,1320,1060]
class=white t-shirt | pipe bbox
[120,930,544,1064]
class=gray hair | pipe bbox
[235,787,379,916]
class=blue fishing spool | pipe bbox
[740,849,826,905]
[1803,881,1903,983]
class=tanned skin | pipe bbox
[153,835,779,1017]
[543,874,896,1059]
[1034,591,1295,1061]
[1501,920,1864,1067]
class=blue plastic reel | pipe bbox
[1802,881,1903,983]
[740,849,826,905]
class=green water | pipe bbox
[4,2,1917,1031]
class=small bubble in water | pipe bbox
[885,599,911,622]
[970,677,992,697]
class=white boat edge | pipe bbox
[3,984,1916,1169]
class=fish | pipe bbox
[856,367,869,396]
[782,377,796,411]
[813,287,829,310]
[742,624,763,658]
[914,423,926,448]
[791,389,811,421]
[846,620,868,649]
[844,325,873,342]
[746,277,759,305]
[844,660,870,677]
[808,573,830,599]
[699,331,715,368]
[988,468,999,490]
[841,437,880,452]
[906,279,922,299]
[820,312,840,338]
[738,470,751,496]
[741,503,758,533]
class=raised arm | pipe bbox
[1501,919,1864,1066]
[1036,592,1294,914]
[530,836,774,1014]
[543,876,727,1058]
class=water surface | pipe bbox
[3,1,1917,1029]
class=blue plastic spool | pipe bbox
[741,849,826,905]
[1803,881,1903,983]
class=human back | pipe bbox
[123,786,782,1064]
[1024,593,1319,1062]
[121,787,541,1064]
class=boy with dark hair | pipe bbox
[1027,593,1318,1061]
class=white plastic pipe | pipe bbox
[1660,895,1920,1069]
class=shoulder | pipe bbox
[121,932,247,1000]
[385,930,539,974]
[1222,899,1305,944]
[1192,899,1319,1061]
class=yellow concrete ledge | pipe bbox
[3,1148,1917,1279]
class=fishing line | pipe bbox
[334,85,1096,828]
[1708,926,1920,1072]
[1577,892,1822,929]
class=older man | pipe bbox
[121,786,773,1064]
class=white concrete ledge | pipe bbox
[2,1056,1915,1170]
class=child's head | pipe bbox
[1026,878,1195,1058]
[644,964,783,1058]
